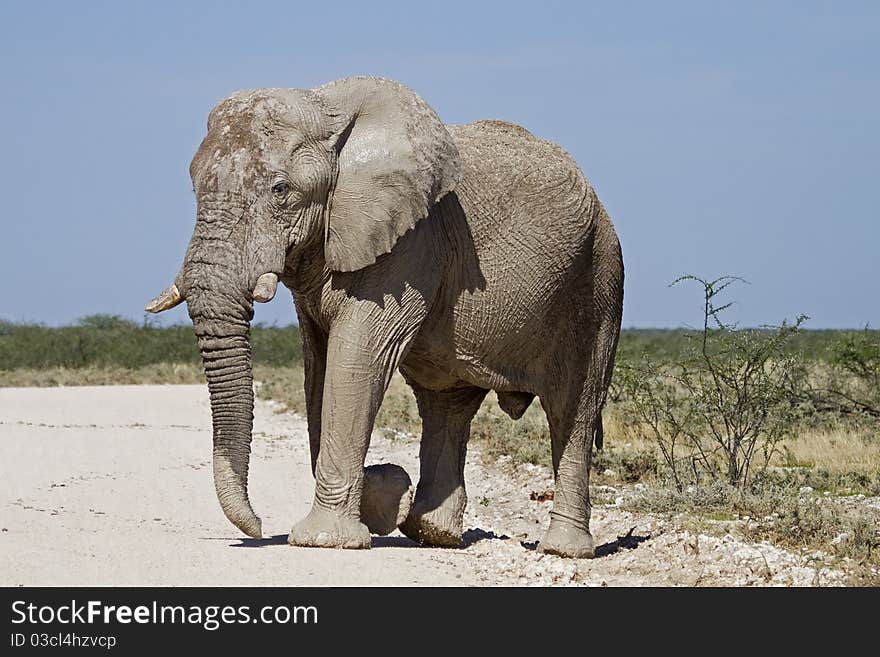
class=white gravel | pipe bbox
[0,385,852,586]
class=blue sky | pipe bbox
[0,1,877,328]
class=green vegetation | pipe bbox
[616,276,808,489]
[0,315,302,371]
[3,312,877,380]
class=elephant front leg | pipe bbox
[288,319,415,550]
[400,385,487,546]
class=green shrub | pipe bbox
[799,329,880,421]
[617,276,807,489]
[0,315,302,370]
[592,446,660,482]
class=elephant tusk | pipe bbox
[144,284,183,313]
[252,273,279,303]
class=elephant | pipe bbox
[146,76,624,558]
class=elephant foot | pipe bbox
[360,464,413,536]
[538,516,595,559]
[288,507,371,549]
[399,490,465,547]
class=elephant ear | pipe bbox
[312,77,461,272]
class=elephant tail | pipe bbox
[590,202,623,455]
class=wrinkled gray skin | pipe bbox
[147,77,623,558]
[360,464,412,536]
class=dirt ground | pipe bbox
[0,385,849,586]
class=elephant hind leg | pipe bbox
[539,379,600,559]
[540,247,622,557]
[400,385,488,547]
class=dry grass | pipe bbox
[777,428,880,475]
[0,363,206,387]
[598,400,880,490]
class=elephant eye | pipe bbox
[271,181,290,196]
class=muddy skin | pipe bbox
[147,77,624,558]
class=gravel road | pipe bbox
[0,385,847,586]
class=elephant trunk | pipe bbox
[150,198,286,539]
[186,264,262,539]
[200,326,262,539]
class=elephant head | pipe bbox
[145,78,460,538]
